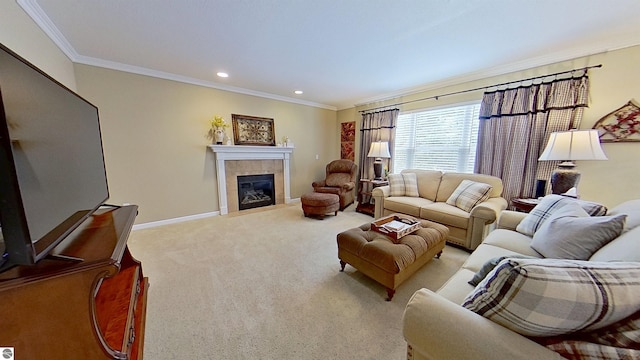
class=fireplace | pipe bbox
[209,145,293,215]
[237,174,276,210]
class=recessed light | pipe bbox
[294,90,303,95]
[217,72,229,78]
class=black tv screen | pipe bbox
[0,43,109,268]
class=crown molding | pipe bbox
[73,54,337,110]
[17,0,337,111]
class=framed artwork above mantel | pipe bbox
[232,114,276,146]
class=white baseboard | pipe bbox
[132,211,219,230]
[132,199,301,231]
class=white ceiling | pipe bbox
[20,0,640,110]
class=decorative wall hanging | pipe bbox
[340,121,355,161]
[592,100,640,142]
[232,114,276,146]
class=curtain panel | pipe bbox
[359,109,398,203]
[475,75,589,204]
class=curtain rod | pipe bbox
[359,64,602,113]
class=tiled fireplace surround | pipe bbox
[208,145,294,215]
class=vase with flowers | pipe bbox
[208,115,229,144]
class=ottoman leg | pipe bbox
[339,260,346,271]
[435,250,442,259]
[386,288,395,301]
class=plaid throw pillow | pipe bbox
[516,195,608,236]
[445,180,492,212]
[462,258,640,337]
[388,174,405,196]
[541,307,640,358]
[402,173,419,197]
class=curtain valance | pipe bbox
[479,76,589,120]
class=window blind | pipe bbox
[394,103,481,174]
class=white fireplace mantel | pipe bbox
[208,145,294,215]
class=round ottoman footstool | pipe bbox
[301,192,340,219]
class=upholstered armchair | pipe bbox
[312,159,358,210]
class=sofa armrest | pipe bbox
[342,182,355,191]
[371,185,390,219]
[402,289,562,360]
[465,197,508,250]
[497,210,528,230]
[469,197,508,222]
[312,180,326,188]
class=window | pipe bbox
[393,102,481,174]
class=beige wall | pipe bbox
[0,1,76,90]
[339,45,640,209]
[74,65,338,223]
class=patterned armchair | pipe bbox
[312,159,358,210]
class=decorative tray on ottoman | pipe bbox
[371,215,421,241]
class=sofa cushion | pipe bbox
[383,197,432,218]
[445,180,492,212]
[516,195,607,236]
[530,203,626,260]
[480,229,542,257]
[462,258,640,337]
[607,199,640,232]
[420,203,469,229]
[590,226,640,262]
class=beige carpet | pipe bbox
[128,203,469,359]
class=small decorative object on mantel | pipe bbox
[208,115,230,145]
[232,114,275,146]
[592,99,640,142]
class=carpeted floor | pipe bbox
[128,203,469,359]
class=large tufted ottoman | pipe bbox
[337,215,448,300]
[301,192,340,219]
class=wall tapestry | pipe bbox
[592,99,640,142]
[232,114,276,146]
[340,121,355,161]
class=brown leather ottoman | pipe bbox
[301,192,340,219]
[337,215,449,300]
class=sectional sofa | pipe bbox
[402,196,640,360]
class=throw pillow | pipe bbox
[462,258,640,337]
[515,194,607,236]
[402,173,419,197]
[468,254,536,287]
[388,174,405,196]
[531,203,626,259]
[445,180,492,212]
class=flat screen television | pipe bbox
[0,43,109,270]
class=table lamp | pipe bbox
[367,141,391,180]
[538,129,607,194]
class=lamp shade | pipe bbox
[538,130,607,162]
[538,129,607,195]
[367,141,391,159]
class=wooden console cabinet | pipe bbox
[0,205,148,360]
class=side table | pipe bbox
[356,179,388,216]
[511,198,540,213]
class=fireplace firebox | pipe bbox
[237,174,275,210]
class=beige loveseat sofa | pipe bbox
[372,169,507,250]
[402,198,640,360]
